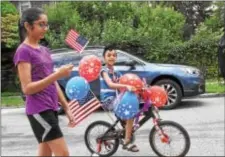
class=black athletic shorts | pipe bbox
[27,109,63,143]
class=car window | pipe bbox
[52,48,143,68]
[53,55,81,67]
[51,48,74,54]
[52,49,104,68]
[83,50,105,66]
[115,51,140,65]
[95,49,143,66]
[89,49,105,64]
[71,50,101,66]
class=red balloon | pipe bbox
[149,86,168,107]
[119,73,144,92]
[140,88,152,102]
[78,55,102,82]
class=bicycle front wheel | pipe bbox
[149,120,190,157]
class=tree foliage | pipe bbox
[1,14,19,48]
[204,2,225,32]
[1,2,19,48]
[1,1,18,16]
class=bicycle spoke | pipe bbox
[151,124,188,156]
[85,122,119,156]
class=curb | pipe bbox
[1,107,25,114]
[189,93,225,99]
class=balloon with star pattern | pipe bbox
[119,73,144,93]
[149,86,168,107]
[65,76,90,101]
[79,55,102,82]
[114,91,139,120]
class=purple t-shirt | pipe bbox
[13,43,58,115]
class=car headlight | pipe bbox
[180,67,201,76]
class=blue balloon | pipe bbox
[65,76,90,101]
[114,91,139,120]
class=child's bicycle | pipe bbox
[84,81,191,157]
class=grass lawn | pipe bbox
[1,92,21,97]
[206,82,225,93]
[1,96,24,107]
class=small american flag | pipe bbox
[68,90,101,126]
[65,29,89,53]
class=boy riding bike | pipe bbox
[100,45,139,152]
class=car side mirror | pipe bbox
[125,60,136,70]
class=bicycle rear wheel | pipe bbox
[84,121,120,157]
[149,120,190,157]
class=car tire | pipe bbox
[154,79,182,110]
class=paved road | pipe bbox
[1,97,224,156]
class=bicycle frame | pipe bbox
[97,101,162,142]
[97,78,167,143]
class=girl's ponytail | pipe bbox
[18,19,26,43]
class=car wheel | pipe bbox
[154,79,182,110]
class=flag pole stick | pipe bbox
[79,40,89,54]
[89,86,122,130]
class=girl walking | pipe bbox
[14,7,75,156]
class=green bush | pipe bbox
[204,2,224,32]
[101,19,136,44]
[166,24,223,78]
[45,2,102,48]
[134,5,185,62]
[1,2,19,49]
[1,14,19,48]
